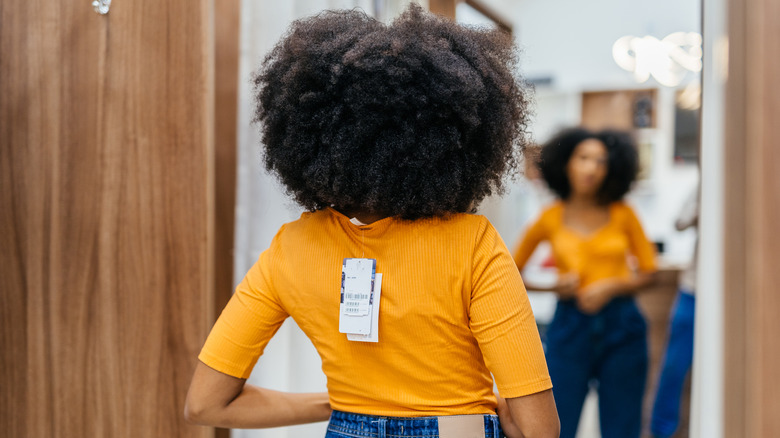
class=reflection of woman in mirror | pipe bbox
[184,5,559,438]
[512,128,657,438]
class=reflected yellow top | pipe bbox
[512,201,657,290]
[199,209,551,417]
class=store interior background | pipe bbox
[235,1,701,438]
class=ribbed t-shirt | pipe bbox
[198,208,551,416]
[512,201,657,290]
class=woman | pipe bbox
[184,5,559,438]
[513,128,657,438]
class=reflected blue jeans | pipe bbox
[325,410,504,438]
[544,297,648,438]
[650,291,695,438]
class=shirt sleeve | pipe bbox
[198,228,290,379]
[623,206,658,273]
[511,212,549,271]
[470,218,552,398]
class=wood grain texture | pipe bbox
[213,0,240,436]
[723,0,748,434]
[725,0,780,435]
[429,0,457,19]
[0,0,215,436]
[463,0,513,33]
[214,0,239,340]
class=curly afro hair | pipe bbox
[538,127,639,204]
[253,4,531,220]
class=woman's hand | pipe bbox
[576,271,657,314]
[576,279,616,314]
[552,273,580,299]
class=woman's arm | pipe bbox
[512,215,548,274]
[184,361,331,429]
[522,272,580,300]
[513,215,577,297]
[576,271,656,314]
[496,390,560,438]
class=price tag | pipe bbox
[347,273,382,343]
[339,258,375,335]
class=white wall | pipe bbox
[492,0,700,92]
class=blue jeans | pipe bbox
[545,297,648,438]
[325,410,504,438]
[650,291,695,438]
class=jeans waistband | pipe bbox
[326,410,503,438]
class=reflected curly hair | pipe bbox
[253,4,531,220]
[538,127,639,204]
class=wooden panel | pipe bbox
[582,89,657,131]
[724,0,780,435]
[0,1,214,437]
[723,0,748,434]
[214,0,240,436]
[214,0,238,333]
[429,0,456,19]
[463,0,513,33]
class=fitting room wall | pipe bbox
[723,0,780,435]
[0,1,221,436]
[213,1,241,437]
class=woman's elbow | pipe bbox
[183,399,203,424]
[184,361,245,425]
[183,395,216,425]
[506,391,560,438]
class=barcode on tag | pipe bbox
[339,258,377,335]
[340,258,375,316]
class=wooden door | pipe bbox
[0,1,215,437]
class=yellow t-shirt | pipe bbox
[512,201,657,290]
[198,208,551,417]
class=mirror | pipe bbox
[233,2,702,437]
[467,2,701,437]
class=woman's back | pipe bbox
[186,6,559,435]
[199,209,550,416]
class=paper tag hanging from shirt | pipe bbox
[339,258,376,336]
[347,273,382,343]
